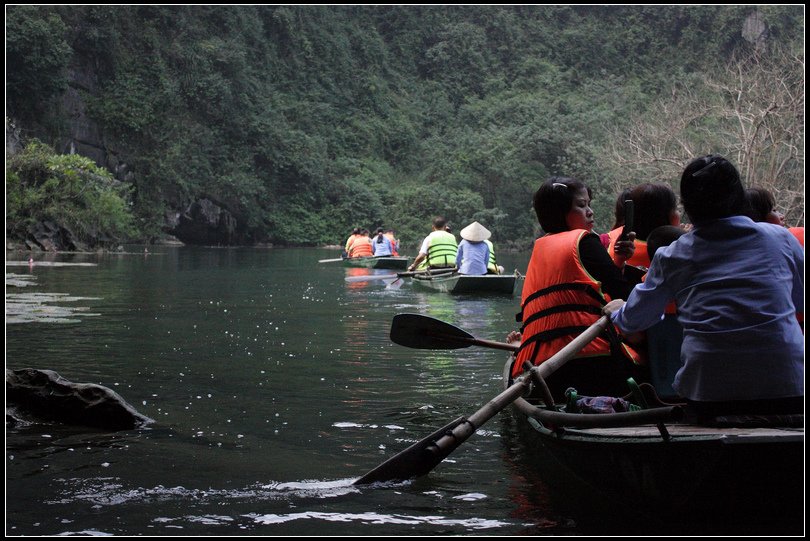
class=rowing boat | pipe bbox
[342,256,410,269]
[411,271,518,295]
[502,358,804,525]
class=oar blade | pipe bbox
[389,313,475,350]
[353,417,468,485]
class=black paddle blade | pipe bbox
[353,417,468,485]
[389,313,475,350]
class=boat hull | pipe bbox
[503,361,804,525]
[343,256,410,269]
[412,273,517,295]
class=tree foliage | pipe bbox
[6,140,138,244]
[5,5,805,246]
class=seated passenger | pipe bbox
[606,155,804,422]
[408,217,458,271]
[455,222,491,275]
[508,177,646,401]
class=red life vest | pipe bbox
[607,227,650,268]
[348,236,373,258]
[788,227,804,248]
[788,227,804,328]
[384,233,399,256]
[512,230,643,379]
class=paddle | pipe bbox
[344,268,456,283]
[353,315,610,485]
[389,313,518,352]
[318,258,345,263]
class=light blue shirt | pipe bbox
[371,235,394,256]
[611,216,804,401]
[455,239,490,275]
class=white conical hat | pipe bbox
[460,221,491,242]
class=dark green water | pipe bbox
[7,246,553,536]
[5,247,794,536]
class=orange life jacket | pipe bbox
[348,236,373,258]
[787,227,804,328]
[384,233,399,256]
[512,230,643,379]
[607,227,650,268]
[788,227,804,248]
[345,234,361,252]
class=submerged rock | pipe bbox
[6,368,153,431]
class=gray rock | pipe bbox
[6,368,153,431]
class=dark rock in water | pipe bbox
[6,368,153,431]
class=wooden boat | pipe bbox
[502,358,804,524]
[411,271,518,295]
[343,255,410,270]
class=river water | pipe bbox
[4,247,796,536]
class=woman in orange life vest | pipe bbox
[383,229,400,256]
[343,228,362,258]
[507,177,647,401]
[607,183,680,270]
[348,228,374,258]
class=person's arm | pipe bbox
[455,241,464,269]
[409,236,431,271]
[578,233,639,299]
[609,252,677,333]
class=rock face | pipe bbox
[6,368,153,431]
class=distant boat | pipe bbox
[411,271,518,295]
[343,256,410,270]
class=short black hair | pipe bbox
[647,225,685,260]
[629,183,678,241]
[680,155,746,225]
[433,216,448,229]
[744,187,776,222]
[533,177,592,234]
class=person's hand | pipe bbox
[613,232,636,264]
[506,331,522,345]
[602,299,625,316]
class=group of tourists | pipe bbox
[406,216,501,275]
[343,228,400,258]
[507,154,803,421]
[341,153,803,421]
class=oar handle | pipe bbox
[437,334,518,352]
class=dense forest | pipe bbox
[5,5,805,249]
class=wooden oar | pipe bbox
[389,313,518,352]
[344,268,456,283]
[353,315,610,485]
[318,257,345,263]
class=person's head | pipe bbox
[745,187,785,226]
[629,183,680,241]
[361,228,370,236]
[432,216,448,231]
[533,177,594,234]
[352,227,361,235]
[612,187,633,230]
[646,225,686,260]
[375,227,385,242]
[680,155,747,225]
